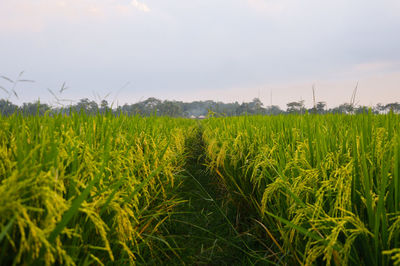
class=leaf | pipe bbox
[59,82,68,93]
[48,173,101,244]
[47,88,59,101]
[0,85,9,94]
[1,76,14,83]
[0,216,16,243]
[12,90,18,99]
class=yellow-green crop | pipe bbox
[203,113,400,265]
[2,111,400,265]
[0,112,195,265]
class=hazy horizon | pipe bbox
[1,0,400,109]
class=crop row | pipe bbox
[0,113,195,265]
[202,113,400,265]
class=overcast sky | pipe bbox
[1,0,400,108]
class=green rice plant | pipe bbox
[0,111,196,265]
[202,113,400,265]
[2,110,399,265]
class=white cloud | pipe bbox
[131,0,150,12]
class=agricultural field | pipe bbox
[0,113,196,265]
[203,113,400,265]
[1,112,400,265]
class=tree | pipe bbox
[250,98,263,114]
[286,100,305,114]
[354,106,371,114]
[21,101,50,116]
[265,105,282,115]
[100,100,109,114]
[159,101,182,117]
[0,99,18,115]
[385,102,400,113]
[316,101,326,114]
[331,103,353,114]
[375,103,386,114]
[237,102,249,115]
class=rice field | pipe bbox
[203,113,400,265]
[1,112,400,265]
[0,112,196,265]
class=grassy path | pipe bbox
[165,126,270,265]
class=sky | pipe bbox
[1,0,400,108]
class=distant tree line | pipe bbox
[1,97,400,117]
